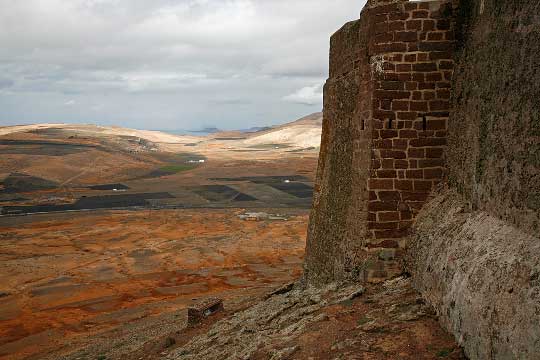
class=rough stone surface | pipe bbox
[304,0,457,285]
[304,0,540,358]
[405,2,540,356]
[406,189,540,359]
[448,0,540,236]
[303,18,370,286]
[167,278,463,359]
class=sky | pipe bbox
[0,0,365,131]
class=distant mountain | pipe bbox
[241,112,323,149]
[190,127,221,134]
[288,112,323,126]
[157,113,323,138]
[240,126,272,133]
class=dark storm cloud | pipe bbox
[0,0,365,130]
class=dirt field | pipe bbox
[0,209,308,359]
[0,122,319,359]
[0,124,319,214]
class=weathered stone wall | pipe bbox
[447,0,540,236]
[303,0,539,356]
[303,0,457,286]
[303,19,371,285]
[406,1,540,358]
[366,0,455,282]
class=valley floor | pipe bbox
[0,209,307,359]
[0,207,462,360]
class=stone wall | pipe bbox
[366,0,455,278]
[406,0,540,358]
[303,0,457,285]
[447,0,540,236]
[303,19,370,285]
[305,0,539,355]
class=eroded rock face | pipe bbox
[168,284,335,360]
[406,189,540,359]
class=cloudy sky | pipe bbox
[0,0,364,131]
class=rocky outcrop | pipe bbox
[167,278,462,359]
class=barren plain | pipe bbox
[0,115,319,359]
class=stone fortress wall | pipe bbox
[303,0,540,358]
[407,0,540,358]
[304,0,458,285]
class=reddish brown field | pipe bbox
[0,123,321,359]
[0,209,308,359]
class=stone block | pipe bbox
[187,298,224,327]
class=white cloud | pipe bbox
[0,0,365,129]
[283,84,323,106]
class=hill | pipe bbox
[240,112,322,149]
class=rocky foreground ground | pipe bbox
[141,277,463,360]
